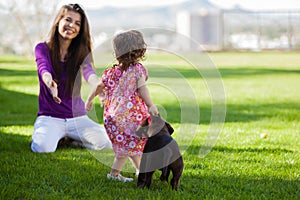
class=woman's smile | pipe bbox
[58,11,81,39]
[64,26,75,35]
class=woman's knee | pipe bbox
[31,139,57,153]
[78,124,112,150]
[85,138,112,150]
[31,131,58,153]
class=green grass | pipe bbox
[0,52,299,199]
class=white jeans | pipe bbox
[31,115,112,153]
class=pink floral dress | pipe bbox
[102,63,149,157]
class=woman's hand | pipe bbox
[49,81,61,104]
[43,72,61,104]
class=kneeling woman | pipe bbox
[31,4,111,152]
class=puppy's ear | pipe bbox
[147,115,165,137]
[165,122,174,135]
[136,118,149,137]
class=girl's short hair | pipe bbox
[113,30,147,70]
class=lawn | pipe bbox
[0,52,299,199]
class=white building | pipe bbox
[176,9,223,51]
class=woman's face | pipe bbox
[58,10,81,40]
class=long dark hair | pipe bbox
[113,30,146,70]
[47,4,92,96]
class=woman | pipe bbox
[31,4,111,153]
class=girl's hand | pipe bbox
[85,99,94,111]
[49,81,61,104]
[94,82,105,96]
[149,105,159,116]
[98,91,106,107]
[85,82,105,111]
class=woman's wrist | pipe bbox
[42,72,53,88]
[46,80,52,88]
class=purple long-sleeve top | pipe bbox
[35,42,95,118]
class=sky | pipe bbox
[59,0,187,9]
[59,0,300,10]
[209,0,300,10]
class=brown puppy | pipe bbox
[57,137,84,148]
[136,115,184,190]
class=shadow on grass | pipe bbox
[1,86,298,127]
[0,87,37,126]
[0,68,37,76]
[0,57,34,64]
[1,66,299,126]
[146,101,299,124]
[218,67,300,78]
[184,145,294,156]
[147,67,300,79]
[0,130,31,152]
[92,65,300,79]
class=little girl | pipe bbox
[86,30,158,182]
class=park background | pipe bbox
[0,0,299,199]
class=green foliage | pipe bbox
[0,52,299,199]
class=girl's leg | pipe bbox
[110,156,127,176]
[129,155,142,176]
[107,156,133,182]
[31,116,65,153]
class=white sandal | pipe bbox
[107,174,133,183]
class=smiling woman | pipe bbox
[58,10,81,41]
[30,4,112,153]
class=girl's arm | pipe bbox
[85,81,105,111]
[138,76,158,115]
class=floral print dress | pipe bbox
[102,63,149,157]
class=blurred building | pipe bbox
[176,9,223,51]
[1,0,300,55]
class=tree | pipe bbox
[0,0,58,56]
